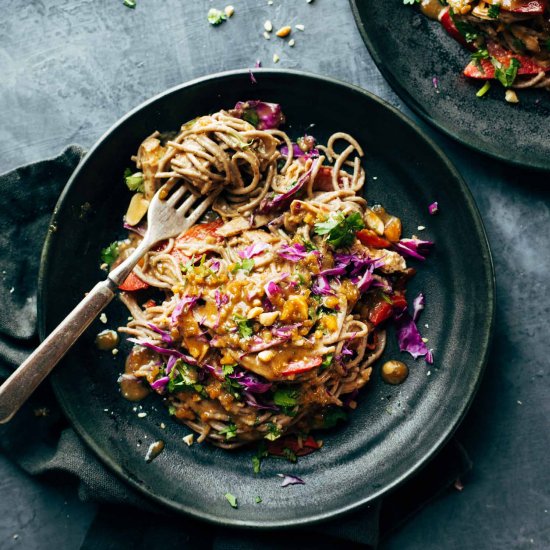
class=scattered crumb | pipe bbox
[422,337,429,343]
[263,31,270,40]
[137,412,147,418]
[13,534,18,540]
[100,262,108,270]
[104,408,109,412]
[372,176,378,180]
[224,5,234,17]
[425,323,429,328]
[288,38,295,47]
[9,287,14,294]
[160,422,166,429]
[99,313,107,324]
[183,433,194,446]
[112,348,119,355]
[454,478,464,491]
[33,407,50,417]
[417,225,426,231]
[268,0,273,4]
[264,20,273,32]
[273,53,280,63]
[295,24,305,31]
[427,371,431,376]
[517,400,523,405]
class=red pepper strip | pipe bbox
[391,293,408,310]
[439,7,477,52]
[267,435,320,457]
[280,356,322,376]
[119,271,149,291]
[312,166,345,192]
[464,42,550,79]
[356,229,391,249]
[169,219,224,263]
[369,301,393,326]
[507,0,546,14]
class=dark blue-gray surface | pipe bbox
[0,0,548,548]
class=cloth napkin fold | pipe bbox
[0,148,472,549]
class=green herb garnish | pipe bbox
[454,19,479,43]
[219,423,238,440]
[224,492,238,508]
[323,407,348,429]
[487,3,500,18]
[123,0,136,8]
[167,360,199,393]
[282,447,298,463]
[100,242,119,266]
[320,353,334,371]
[402,0,420,4]
[314,211,365,248]
[264,422,282,441]
[273,387,299,407]
[222,364,236,377]
[207,8,227,26]
[233,314,253,339]
[471,48,489,70]
[492,57,521,87]
[232,258,255,273]
[124,168,144,193]
[252,442,268,474]
[242,109,260,127]
[476,81,491,98]
[255,496,262,504]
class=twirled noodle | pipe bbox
[114,104,412,448]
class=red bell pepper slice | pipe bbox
[369,301,393,326]
[280,356,322,376]
[464,42,550,79]
[267,434,320,458]
[439,7,477,52]
[119,271,149,291]
[356,229,391,249]
[169,219,224,263]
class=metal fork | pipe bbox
[0,183,219,423]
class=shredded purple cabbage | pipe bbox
[147,323,174,344]
[394,238,434,261]
[238,242,269,259]
[233,100,284,130]
[428,201,439,215]
[123,222,147,236]
[229,370,272,393]
[150,376,170,393]
[412,292,425,322]
[128,338,202,367]
[165,355,177,375]
[394,311,430,360]
[249,69,257,85]
[264,280,281,301]
[312,274,333,296]
[278,474,305,487]
[257,160,318,214]
[353,266,375,293]
[170,295,200,325]
[210,260,220,272]
[278,243,308,262]
[280,143,320,159]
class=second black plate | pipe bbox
[350,0,550,171]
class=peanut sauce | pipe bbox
[119,347,154,401]
[95,329,119,351]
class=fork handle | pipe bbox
[0,280,116,423]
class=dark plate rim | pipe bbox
[349,0,549,173]
[38,68,496,528]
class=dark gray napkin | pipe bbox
[0,148,472,549]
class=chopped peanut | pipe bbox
[276,26,291,37]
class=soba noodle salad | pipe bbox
[103,101,433,452]
[412,0,550,101]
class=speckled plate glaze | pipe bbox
[38,70,495,528]
[350,0,550,171]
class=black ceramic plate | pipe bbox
[39,69,494,528]
[350,1,550,171]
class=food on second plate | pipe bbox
[415,0,550,100]
[102,101,433,449]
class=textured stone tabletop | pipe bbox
[0,1,549,548]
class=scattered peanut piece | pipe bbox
[263,31,271,40]
[183,434,194,446]
[289,38,295,47]
[295,24,305,31]
[273,53,280,63]
[264,20,273,32]
[224,5,234,17]
[505,89,519,104]
[276,26,291,38]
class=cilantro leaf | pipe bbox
[123,0,136,8]
[232,258,255,273]
[219,423,238,440]
[207,8,227,26]
[255,496,262,504]
[487,3,500,18]
[264,422,282,441]
[222,364,235,377]
[252,442,268,474]
[454,19,479,43]
[167,360,199,393]
[320,353,334,371]
[471,48,489,70]
[323,407,348,429]
[402,0,420,4]
[313,211,365,248]
[273,387,299,407]
[124,168,144,193]
[492,57,521,87]
[224,492,238,508]
[233,315,253,339]
[101,242,119,266]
